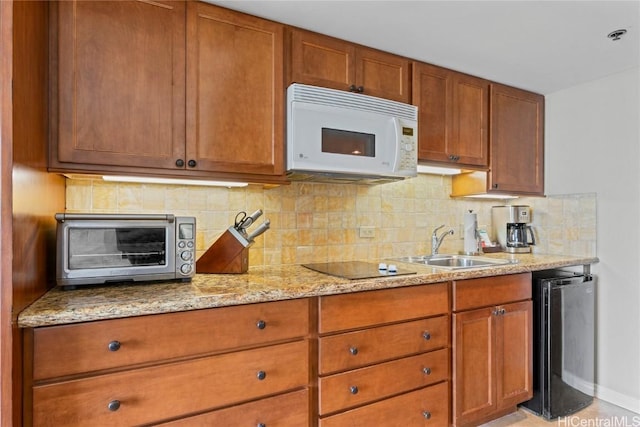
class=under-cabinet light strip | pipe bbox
[102,175,248,188]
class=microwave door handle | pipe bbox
[391,117,402,168]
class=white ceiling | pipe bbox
[207,0,639,94]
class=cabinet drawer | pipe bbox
[453,273,531,312]
[158,389,309,426]
[319,348,448,415]
[319,315,448,375]
[320,381,449,427]
[32,298,310,380]
[32,340,309,426]
[319,283,449,334]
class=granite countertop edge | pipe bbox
[18,254,598,328]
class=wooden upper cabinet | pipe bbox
[52,1,285,181]
[53,0,186,170]
[489,84,544,195]
[413,62,489,168]
[186,2,285,176]
[289,29,410,103]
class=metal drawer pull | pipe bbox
[107,341,121,352]
[422,331,431,340]
[256,370,267,380]
[500,308,506,315]
[257,424,266,427]
[423,410,432,419]
[256,320,266,330]
[107,400,121,412]
[349,385,359,395]
[349,346,358,355]
[423,367,432,375]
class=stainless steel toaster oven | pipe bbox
[55,213,196,287]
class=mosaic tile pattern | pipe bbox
[64,176,597,266]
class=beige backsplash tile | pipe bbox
[65,176,597,266]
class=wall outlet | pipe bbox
[359,226,376,238]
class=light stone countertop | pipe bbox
[18,253,597,328]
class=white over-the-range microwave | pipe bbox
[286,83,418,184]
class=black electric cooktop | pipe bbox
[303,261,416,280]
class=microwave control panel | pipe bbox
[397,123,418,174]
[176,218,196,277]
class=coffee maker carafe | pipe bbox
[491,205,535,253]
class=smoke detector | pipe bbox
[607,29,627,41]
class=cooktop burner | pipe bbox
[303,261,416,280]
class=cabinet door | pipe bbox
[412,62,451,163]
[451,73,489,166]
[54,0,186,169]
[289,29,410,102]
[412,62,488,167]
[489,84,544,195]
[496,300,533,409]
[289,29,356,92]
[453,307,496,425]
[355,46,410,103]
[186,3,284,176]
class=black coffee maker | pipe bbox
[491,205,536,253]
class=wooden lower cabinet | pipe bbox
[26,299,312,426]
[318,283,450,424]
[320,381,449,427]
[452,274,533,427]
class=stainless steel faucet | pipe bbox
[431,225,454,255]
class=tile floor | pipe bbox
[482,399,640,426]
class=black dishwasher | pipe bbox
[521,269,595,419]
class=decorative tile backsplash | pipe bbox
[65,175,596,267]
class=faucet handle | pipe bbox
[432,224,445,236]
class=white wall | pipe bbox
[546,66,640,412]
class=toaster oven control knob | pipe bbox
[178,241,186,248]
[180,264,193,275]
[107,341,121,352]
[180,251,192,261]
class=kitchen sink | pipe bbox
[395,254,516,270]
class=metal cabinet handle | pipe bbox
[256,320,266,330]
[349,385,359,395]
[356,86,364,93]
[256,370,266,380]
[187,159,197,168]
[107,400,121,412]
[175,159,185,167]
[423,331,431,340]
[423,410,432,419]
[107,341,121,352]
[349,346,358,356]
[423,367,432,375]
[349,84,357,92]
[257,424,266,427]
[500,308,506,315]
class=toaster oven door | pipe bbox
[56,214,178,286]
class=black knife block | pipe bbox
[196,227,252,274]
